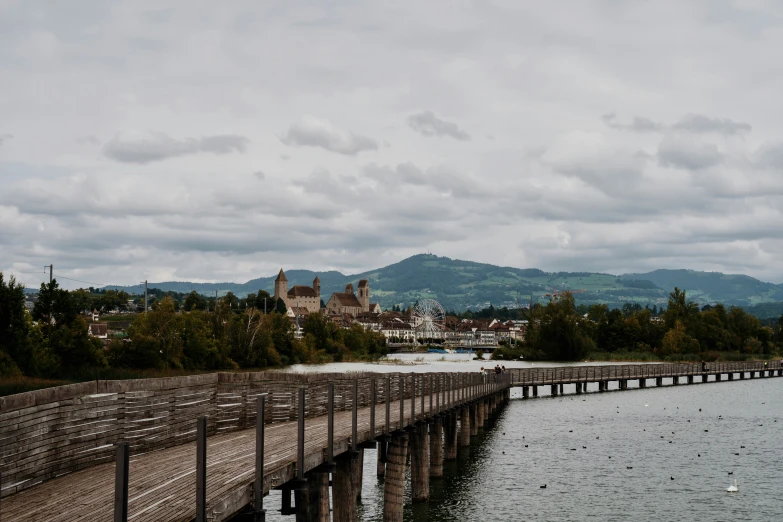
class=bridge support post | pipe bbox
[687,375,694,384]
[377,440,386,477]
[575,382,582,394]
[410,424,429,502]
[559,384,564,395]
[656,377,662,386]
[728,373,733,381]
[716,374,722,382]
[702,374,708,383]
[533,385,538,398]
[430,418,443,478]
[196,416,207,522]
[353,449,364,502]
[333,452,359,522]
[113,442,129,522]
[444,412,458,459]
[469,404,478,436]
[639,379,646,388]
[550,384,558,397]
[740,372,745,379]
[295,473,329,522]
[750,371,755,379]
[523,386,529,399]
[382,433,408,522]
[460,407,471,447]
[598,381,605,393]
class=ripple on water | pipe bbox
[259,377,783,521]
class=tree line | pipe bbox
[495,288,783,361]
[0,274,387,379]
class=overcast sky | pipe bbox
[2,0,783,290]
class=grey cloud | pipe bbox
[406,111,470,141]
[601,114,663,132]
[602,113,751,135]
[657,136,722,170]
[673,114,751,135]
[0,134,13,146]
[103,132,249,163]
[253,170,266,180]
[754,142,783,169]
[280,117,377,155]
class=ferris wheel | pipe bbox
[413,299,445,337]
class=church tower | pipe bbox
[313,276,321,298]
[357,279,370,312]
[274,269,288,305]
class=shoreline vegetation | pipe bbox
[2,272,782,396]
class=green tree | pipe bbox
[183,291,207,311]
[0,273,31,374]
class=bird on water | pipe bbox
[540,484,547,489]
[726,479,738,493]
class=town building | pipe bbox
[325,279,381,318]
[273,269,321,314]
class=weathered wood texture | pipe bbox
[0,372,509,521]
[0,371,496,500]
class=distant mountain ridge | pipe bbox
[104,254,783,315]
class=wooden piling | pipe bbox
[444,412,458,459]
[352,449,364,503]
[469,404,478,436]
[410,424,429,502]
[332,453,359,522]
[575,382,582,394]
[459,407,471,447]
[382,434,408,522]
[656,377,662,386]
[430,418,443,478]
[377,441,386,477]
[559,383,564,395]
[523,386,529,398]
[533,385,538,397]
[296,473,329,522]
[550,384,558,396]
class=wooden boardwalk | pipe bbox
[0,381,476,522]
[1,362,781,521]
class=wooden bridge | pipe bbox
[0,361,780,522]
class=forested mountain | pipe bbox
[105,254,783,315]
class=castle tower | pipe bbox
[274,269,288,305]
[357,279,370,312]
[313,276,321,298]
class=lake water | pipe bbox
[262,355,783,521]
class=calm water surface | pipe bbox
[262,356,783,521]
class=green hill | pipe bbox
[105,254,783,312]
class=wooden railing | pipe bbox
[508,361,782,385]
[0,371,510,498]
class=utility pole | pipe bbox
[264,297,267,314]
[142,280,148,313]
[46,264,53,283]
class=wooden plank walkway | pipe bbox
[508,361,782,386]
[0,388,465,522]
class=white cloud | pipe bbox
[3,1,783,287]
